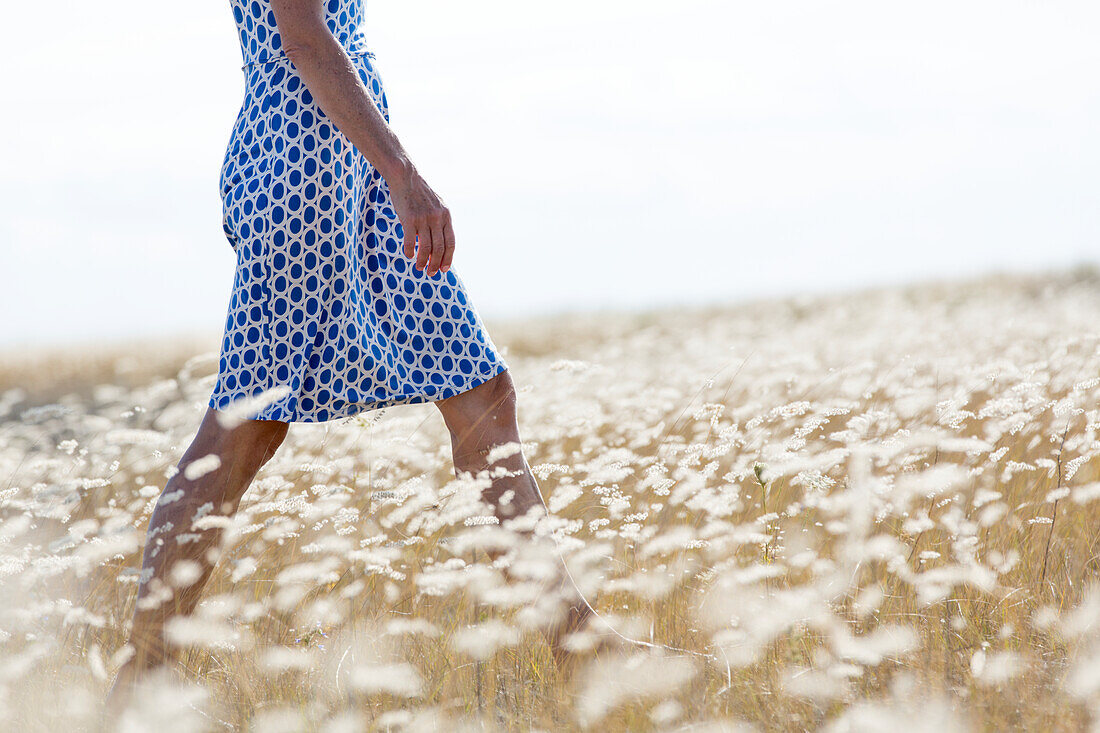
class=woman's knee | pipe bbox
[479,370,518,417]
[231,419,288,473]
[438,370,518,444]
[187,411,288,478]
[258,421,289,464]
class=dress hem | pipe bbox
[207,359,510,424]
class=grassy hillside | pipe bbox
[4,270,1100,731]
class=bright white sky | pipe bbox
[2,1,1098,350]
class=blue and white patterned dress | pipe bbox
[209,0,509,423]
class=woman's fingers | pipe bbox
[394,181,453,275]
[440,216,455,273]
[416,218,434,272]
[409,209,452,277]
[401,215,417,260]
[426,215,447,276]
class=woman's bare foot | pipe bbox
[546,596,597,669]
[102,657,141,727]
[544,581,637,672]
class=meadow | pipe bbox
[3,270,1100,731]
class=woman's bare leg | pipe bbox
[434,370,600,666]
[104,408,289,715]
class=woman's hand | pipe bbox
[386,165,456,276]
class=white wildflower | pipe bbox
[349,662,423,697]
[450,619,520,660]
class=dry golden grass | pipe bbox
[4,269,1100,731]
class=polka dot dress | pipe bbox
[209,0,509,423]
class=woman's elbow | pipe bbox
[280,34,322,64]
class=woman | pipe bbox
[106,0,600,714]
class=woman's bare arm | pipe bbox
[270,0,455,275]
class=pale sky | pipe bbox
[2,1,1098,350]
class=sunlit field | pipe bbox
[5,270,1100,731]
